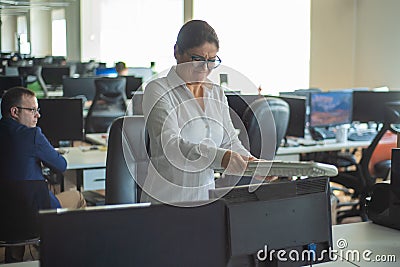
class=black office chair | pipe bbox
[242,97,290,159]
[85,77,127,133]
[105,116,149,204]
[17,66,48,98]
[0,180,50,263]
[331,101,400,223]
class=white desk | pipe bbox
[85,133,108,146]
[328,222,400,266]
[62,146,107,191]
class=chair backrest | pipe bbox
[105,116,149,204]
[85,77,127,133]
[242,97,289,159]
[360,101,400,189]
[17,65,48,97]
[0,180,50,242]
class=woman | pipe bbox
[141,20,255,204]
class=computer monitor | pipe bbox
[41,66,70,87]
[309,91,352,127]
[225,93,262,120]
[0,76,25,96]
[352,91,400,123]
[39,200,228,267]
[63,77,97,101]
[123,75,143,98]
[37,98,83,146]
[95,67,118,77]
[209,176,332,266]
[277,95,306,138]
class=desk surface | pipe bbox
[329,222,400,266]
[277,139,370,155]
[63,146,107,170]
[86,133,371,156]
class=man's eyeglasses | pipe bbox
[190,55,222,70]
[16,106,40,115]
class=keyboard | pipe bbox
[214,160,338,177]
[348,131,377,141]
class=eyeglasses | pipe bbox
[190,55,222,70]
[16,106,40,115]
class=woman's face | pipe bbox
[175,42,218,84]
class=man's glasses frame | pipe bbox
[16,106,40,115]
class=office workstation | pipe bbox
[3,0,400,266]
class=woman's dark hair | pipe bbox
[1,87,35,118]
[175,20,219,55]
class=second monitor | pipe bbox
[309,91,352,128]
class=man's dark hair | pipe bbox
[175,20,219,55]
[1,87,35,118]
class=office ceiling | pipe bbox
[0,0,75,15]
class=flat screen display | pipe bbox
[37,98,83,146]
[278,95,306,138]
[352,91,400,123]
[309,91,352,127]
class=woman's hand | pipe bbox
[221,150,249,175]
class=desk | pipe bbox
[327,222,400,266]
[276,139,370,161]
[63,146,107,191]
[86,133,371,161]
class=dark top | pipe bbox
[0,117,67,208]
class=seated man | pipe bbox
[0,87,86,262]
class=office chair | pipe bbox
[242,97,290,159]
[85,77,127,133]
[17,66,48,98]
[0,180,50,263]
[331,102,400,223]
[105,116,149,204]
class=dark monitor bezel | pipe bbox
[352,91,400,123]
[309,91,353,128]
[62,77,97,101]
[41,66,70,86]
[37,98,84,146]
[277,95,306,138]
[0,76,25,96]
[39,200,229,267]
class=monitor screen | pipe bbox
[123,75,143,98]
[42,66,70,86]
[225,93,263,120]
[309,91,352,127]
[277,95,306,138]
[353,91,400,123]
[95,67,118,77]
[37,98,83,146]
[62,77,97,101]
[0,76,25,96]
[39,200,228,267]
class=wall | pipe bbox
[310,0,400,91]
[310,0,357,90]
[65,0,81,61]
[30,2,52,57]
[355,0,400,89]
[1,15,17,52]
